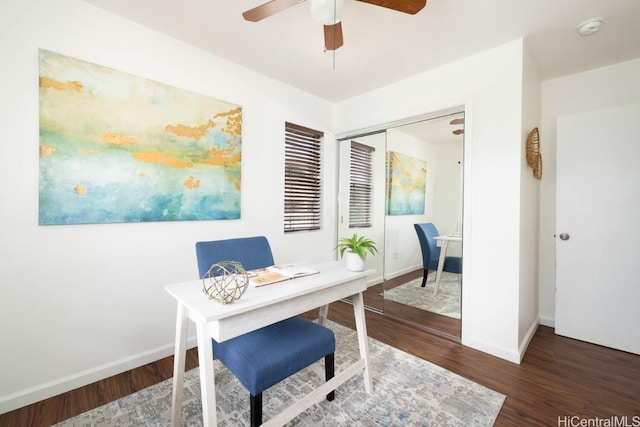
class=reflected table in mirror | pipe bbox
[433,234,462,296]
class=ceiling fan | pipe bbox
[242,0,427,51]
[450,117,464,135]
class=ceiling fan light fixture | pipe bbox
[577,17,604,36]
[310,0,346,25]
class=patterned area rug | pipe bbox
[56,321,503,426]
[384,272,461,319]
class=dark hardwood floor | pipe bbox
[1,301,638,426]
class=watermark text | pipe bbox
[558,416,640,427]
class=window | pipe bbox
[349,141,374,228]
[284,122,323,232]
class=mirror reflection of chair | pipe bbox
[414,223,462,294]
[195,236,336,426]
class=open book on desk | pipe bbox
[248,264,319,287]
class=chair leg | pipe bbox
[421,269,428,287]
[248,353,334,425]
[250,392,262,426]
[325,352,335,401]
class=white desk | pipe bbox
[165,260,373,427]
[433,234,462,296]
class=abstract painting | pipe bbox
[387,151,426,215]
[38,49,242,225]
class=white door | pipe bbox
[555,102,640,355]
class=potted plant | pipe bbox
[336,233,378,272]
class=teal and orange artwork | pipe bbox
[38,49,241,225]
[387,151,426,215]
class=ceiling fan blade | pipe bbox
[450,118,464,125]
[355,0,426,15]
[242,0,302,22]
[324,22,344,51]
[452,129,464,135]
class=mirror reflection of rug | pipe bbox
[384,272,461,319]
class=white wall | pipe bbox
[431,140,464,254]
[0,0,337,413]
[538,58,640,326]
[517,44,542,356]
[334,39,531,363]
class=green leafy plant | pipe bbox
[336,234,378,260]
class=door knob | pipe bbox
[559,233,570,241]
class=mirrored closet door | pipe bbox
[337,110,464,339]
[337,131,387,312]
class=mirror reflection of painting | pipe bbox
[338,109,464,340]
[386,152,426,216]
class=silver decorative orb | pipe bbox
[202,261,249,304]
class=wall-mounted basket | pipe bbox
[526,127,542,180]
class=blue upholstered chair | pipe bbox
[414,223,462,288]
[195,236,336,426]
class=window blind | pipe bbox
[349,141,374,228]
[284,122,323,232]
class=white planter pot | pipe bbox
[345,251,365,272]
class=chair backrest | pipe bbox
[414,223,441,268]
[195,236,275,278]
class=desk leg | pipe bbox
[434,240,449,296]
[196,320,217,427]
[352,292,372,393]
[170,303,188,427]
[318,304,329,326]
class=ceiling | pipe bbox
[394,111,465,144]
[80,0,640,103]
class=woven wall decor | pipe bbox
[526,127,542,180]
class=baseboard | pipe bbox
[463,336,522,364]
[0,337,197,415]
[462,317,540,364]
[518,316,540,363]
[384,264,422,281]
[366,274,383,288]
[538,315,555,328]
